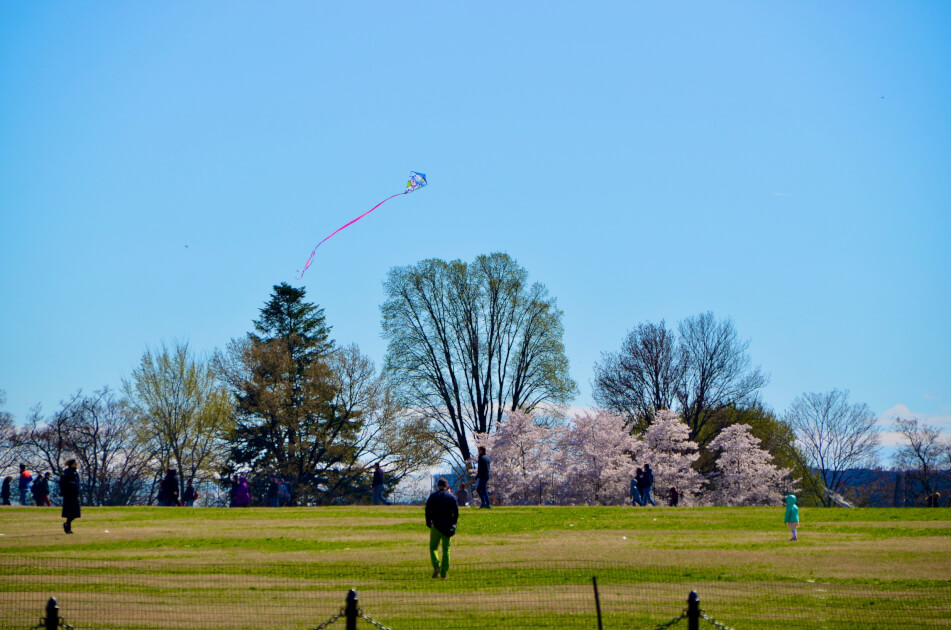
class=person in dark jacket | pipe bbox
[476,446,491,508]
[1,476,11,505]
[372,463,390,505]
[158,468,180,506]
[632,468,646,506]
[60,459,81,534]
[183,479,198,507]
[32,472,51,506]
[630,470,643,506]
[267,475,280,507]
[456,482,469,507]
[668,486,680,507]
[641,463,657,506]
[425,478,458,578]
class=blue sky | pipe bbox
[2,2,949,452]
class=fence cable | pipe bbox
[700,610,735,630]
[651,610,686,629]
[358,608,394,630]
[310,608,345,629]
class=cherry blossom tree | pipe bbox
[554,411,638,505]
[705,423,793,506]
[476,411,561,505]
[632,411,705,505]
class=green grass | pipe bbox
[1,505,949,629]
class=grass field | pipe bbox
[1,505,949,629]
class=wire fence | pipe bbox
[2,556,949,629]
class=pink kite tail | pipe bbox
[297,192,405,278]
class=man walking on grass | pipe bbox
[425,478,458,579]
[372,463,390,505]
[476,446,491,508]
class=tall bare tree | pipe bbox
[0,390,19,477]
[17,393,83,479]
[892,416,944,504]
[68,389,152,505]
[328,344,441,489]
[593,313,767,443]
[784,389,880,506]
[124,343,233,501]
[381,253,576,467]
[16,390,152,505]
[677,312,768,442]
[593,321,684,431]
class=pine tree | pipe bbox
[217,284,360,505]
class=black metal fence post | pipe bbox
[345,589,358,630]
[687,591,699,630]
[44,597,60,630]
[592,577,603,630]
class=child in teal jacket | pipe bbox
[784,494,799,541]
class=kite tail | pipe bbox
[297,192,404,278]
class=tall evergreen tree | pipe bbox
[216,283,361,505]
[251,282,334,365]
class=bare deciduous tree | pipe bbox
[382,253,576,467]
[0,390,20,477]
[593,312,767,443]
[328,344,441,488]
[677,312,769,442]
[784,389,880,506]
[70,389,153,506]
[17,393,83,479]
[15,389,152,505]
[593,321,684,431]
[892,416,944,504]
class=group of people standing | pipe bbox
[0,460,87,534]
[157,468,199,507]
[1,464,53,507]
[266,475,292,507]
[1,461,80,533]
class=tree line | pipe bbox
[2,252,948,506]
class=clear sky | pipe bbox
[2,2,949,452]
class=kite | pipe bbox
[297,171,427,278]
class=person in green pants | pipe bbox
[425,478,459,578]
